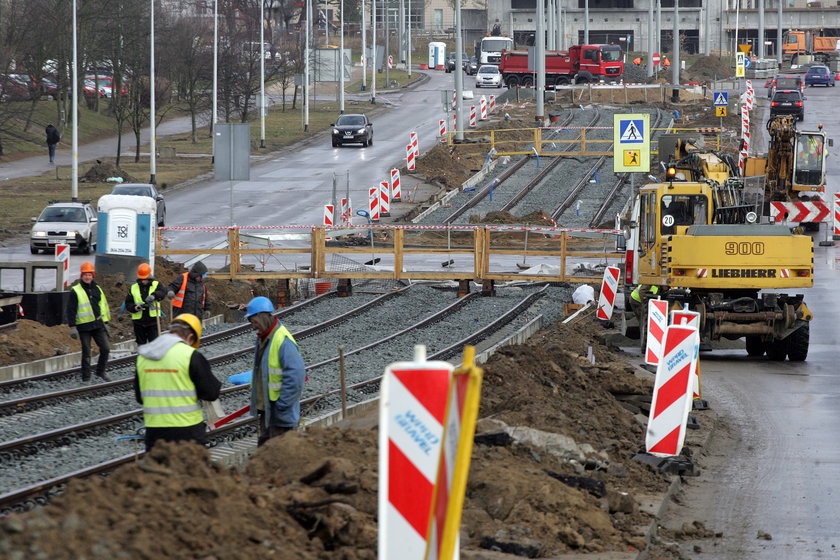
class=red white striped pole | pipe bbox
[469,105,476,128]
[479,95,488,120]
[438,119,447,142]
[340,198,351,224]
[322,204,334,226]
[390,168,401,201]
[409,131,418,158]
[406,144,416,171]
[833,193,840,239]
[369,187,380,222]
[379,180,391,217]
[489,95,496,113]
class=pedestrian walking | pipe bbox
[45,124,60,163]
[167,261,208,318]
[67,261,112,382]
[244,296,306,446]
[124,263,166,345]
[134,313,221,452]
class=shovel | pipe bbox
[516,230,531,270]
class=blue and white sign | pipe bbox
[713,91,729,106]
[618,119,645,144]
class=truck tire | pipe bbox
[554,76,570,86]
[521,76,534,87]
[745,335,765,357]
[766,338,788,361]
[506,75,520,88]
[786,324,809,362]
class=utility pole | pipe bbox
[72,0,78,201]
[648,0,655,77]
[398,0,405,62]
[371,0,377,103]
[556,0,562,50]
[385,6,390,85]
[656,0,662,62]
[212,0,218,161]
[777,0,783,65]
[361,0,367,90]
[536,0,545,123]
[454,0,464,141]
[547,0,555,50]
[407,0,412,76]
[758,0,765,58]
[672,0,680,102]
[584,0,589,44]
[304,0,311,131]
[149,0,156,185]
[260,0,266,147]
[704,0,710,55]
[339,0,345,112]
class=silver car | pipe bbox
[30,201,98,255]
[475,65,502,88]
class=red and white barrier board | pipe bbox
[369,187,380,221]
[378,346,453,560]
[390,168,401,201]
[380,180,391,217]
[769,201,830,223]
[439,119,447,141]
[644,298,669,366]
[406,144,416,171]
[596,266,621,320]
[427,346,482,560]
[469,105,477,128]
[646,324,699,457]
[479,96,488,120]
[410,131,419,158]
[489,95,496,113]
[323,204,334,226]
[670,308,702,398]
[340,198,351,224]
[834,193,840,238]
[55,244,70,289]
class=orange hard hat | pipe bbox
[137,263,152,279]
[80,262,95,275]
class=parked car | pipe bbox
[331,113,373,147]
[475,64,503,88]
[769,89,805,121]
[30,201,98,254]
[0,73,38,101]
[110,183,167,226]
[445,52,468,73]
[466,56,479,75]
[805,65,834,87]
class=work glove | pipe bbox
[134,304,144,312]
[167,290,175,299]
[145,295,155,304]
[69,326,78,340]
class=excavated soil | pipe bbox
[0,317,677,559]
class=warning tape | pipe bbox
[160,224,621,235]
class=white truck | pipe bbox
[476,36,514,66]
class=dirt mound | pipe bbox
[0,317,669,558]
[685,56,732,83]
[0,320,78,365]
[79,161,137,183]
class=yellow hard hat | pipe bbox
[172,313,202,348]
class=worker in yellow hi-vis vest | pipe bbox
[66,261,111,382]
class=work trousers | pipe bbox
[79,327,110,381]
[133,322,159,346]
[144,423,208,453]
[257,410,293,447]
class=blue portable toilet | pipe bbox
[428,42,446,70]
[95,193,157,278]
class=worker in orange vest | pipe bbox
[167,261,208,318]
[663,57,671,67]
[633,57,642,65]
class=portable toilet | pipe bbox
[95,194,157,278]
[429,42,446,70]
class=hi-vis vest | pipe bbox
[137,341,202,428]
[172,272,206,309]
[130,281,161,320]
[266,325,299,401]
[72,283,110,325]
[631,284,660,303]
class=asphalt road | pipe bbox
[644,81,840,558]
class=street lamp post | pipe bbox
[339,0,345,112]
[304,0,311,131]
[361,0,367,90]
[72,0,78,201]
[260,0,266,148]
[212,0,218,162]
[371,0,377,103]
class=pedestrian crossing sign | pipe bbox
[614,113,650,172]
[713,91,728,106]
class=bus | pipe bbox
[476,36,515,65]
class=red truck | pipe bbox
[498,44,624,87]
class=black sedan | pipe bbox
[331,114,373,147]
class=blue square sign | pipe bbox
[618,119,645,144]
[713,91,728,106]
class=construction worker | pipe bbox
[134,313,221,452]
[629,284,661,320]
[167,261,208,318]
[66,261,111,382]
[124,263,166,345]
[244,296,306,446]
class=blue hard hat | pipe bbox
[245,296,274,319]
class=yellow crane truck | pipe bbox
[620,131,816,361]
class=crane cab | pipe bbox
[792,129,830,192]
